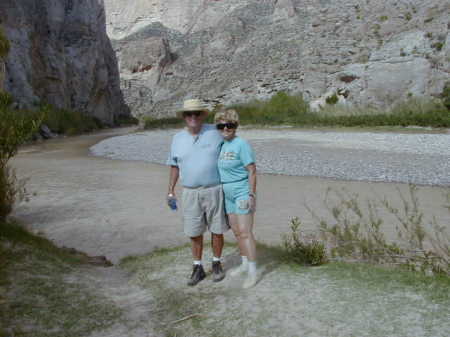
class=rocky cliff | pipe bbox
[0,0,129,124]
[104,0,449,117]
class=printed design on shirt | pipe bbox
[220,151,238,160]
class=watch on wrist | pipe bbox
[249,192,256,198]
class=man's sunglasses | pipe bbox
[183,111,203,117]
[216,122,237,130]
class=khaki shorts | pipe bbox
[181,184,229,237]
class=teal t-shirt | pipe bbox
[218,136,255,183]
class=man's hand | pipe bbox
[167,193,178,210]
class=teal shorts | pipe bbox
[222,180,251,215]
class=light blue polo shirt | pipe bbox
[218,136,255,183]
[167,124,223,188]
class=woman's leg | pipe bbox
[236,213,256,261]
[228,213,249,275]
[236,213,258,288]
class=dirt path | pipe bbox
[11,128,450,264]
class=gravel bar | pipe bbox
[90,128,450,187]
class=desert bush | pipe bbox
[142,115,182,129]
[311,97,449,128]
[325,93,339,105]
[40,103,100,135]
[314,186,449,275]
[0,97,42,219]
[115,113,139,126]
[281,217,327,266]
[226,93,450,128]
[231,91,310,125]
[0,27,10,59]
[441,82,450,111]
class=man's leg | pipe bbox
[211,233,225,282]
[191,235,203,260]
[187,235,206,286]
[211,233,224,258]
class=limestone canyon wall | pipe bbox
[0,0,129,124]
[104,0,449,117]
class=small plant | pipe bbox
[404,12,412,21]
[115,113,139,126]
[431,42,444,51]
[0,95,42,219]
[281,217,327,266]
[311,186,450,275]
[399,48,406,57]
[425,32,433,39]
[325,93,339,105]
[0,27,10,59]
[441,82,450,110]
[379,15,388,22]
[40,103,100,135]
[142,116,182,129]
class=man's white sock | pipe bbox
[241,256,249,266]
[248,261,257,275]
[212,256,221,262]
[193,260,202,265]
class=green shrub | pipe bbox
[231,91,310,125]
[115,114,139,126]
[441,82,450,110]
[431,42,444,51]
[40,103,100,135]
[142,116,183,129]
[0,91,13,108]
[313,186,450,275]
[325,93,339,105]
[281,217,327,266]
[0,27,10,59]
[0,98,42,219]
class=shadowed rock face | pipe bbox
[0,0,129,124]
[104,0,449,117]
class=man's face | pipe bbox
[183,111,205,129]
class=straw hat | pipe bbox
[177,99,209,117]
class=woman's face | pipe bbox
[217,119,237,141]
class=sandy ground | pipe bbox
[11,127,450,264]
[9,128,450,337]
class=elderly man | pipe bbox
[167,99,228,286]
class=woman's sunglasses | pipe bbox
[216,122,237,130]
[183,111,202,117]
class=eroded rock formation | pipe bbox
[0,0,129,124]
[105,0,449,117]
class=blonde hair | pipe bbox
[214,108,239,124]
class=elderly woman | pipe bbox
[214,109,258,288]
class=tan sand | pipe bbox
[11,128,450,264]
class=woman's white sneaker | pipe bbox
[229,264,248,277]
[242,273,258,289]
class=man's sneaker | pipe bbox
[212,261,225,282]
[229,263,248,277]
[187,264,206,286]
[242,272,258,289]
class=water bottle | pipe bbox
[167,195,177,211]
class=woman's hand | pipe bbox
[249,194,256,212]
